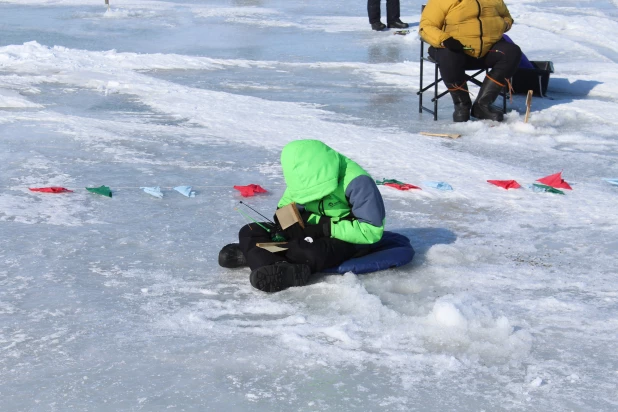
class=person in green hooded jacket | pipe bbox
[219,139,386,292]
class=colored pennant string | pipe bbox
[173,186,196,197]
[29,187,73,193]
[86,185,112,197]
[423,181,453,191]
[233,184,268,197]
[487,180,521,189]
[529,184,565,195]
[141,187,163,198]
[537,171,572,190]
[376,179,421,191]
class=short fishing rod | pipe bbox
[235,202,286,242]
[233,207,272,232]
[238,201,275,224]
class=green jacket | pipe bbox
[278,140,385,244]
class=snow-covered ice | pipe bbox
[1,0,617,410]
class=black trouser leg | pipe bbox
[429,47,475,122]
[429,40,521,85]
[367,0,381,24]
[285,238,358,273]
[385,0,401,24]
[481,39,522,82]
[471,40,522,121]
[238,223,359,273]
[238,223,284,270]
[429,46,470,86]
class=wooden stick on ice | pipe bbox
[524,90,533,123]
[420,132,462,139]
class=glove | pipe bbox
[303,224,325,240]
[302,216,331,240]
[282,222,305,240]
[442,37,464,53]
[273,208,310,240]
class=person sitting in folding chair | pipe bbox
[419,0,522,122]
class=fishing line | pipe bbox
[233,207,272,232]
[238,200,275,224]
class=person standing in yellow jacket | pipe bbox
[420,0,522,122]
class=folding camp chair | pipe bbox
[418,38,508,121]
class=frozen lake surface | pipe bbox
[1,0,617,410]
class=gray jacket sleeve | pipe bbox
[345,174,385,227]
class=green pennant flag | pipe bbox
[86,185,112,197]
[375,178,406,185]
[375,178,421,191]
[532,184,565,195]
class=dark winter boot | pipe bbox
[448,83,472,122]
[218,243,247,268]
[250,261,311,292]
[471,76,505,122]
[371,21,387,31]
[387,20,409,29]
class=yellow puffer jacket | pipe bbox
[419,0,514,58]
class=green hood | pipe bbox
[280,140,340,205]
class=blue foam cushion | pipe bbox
[323,231,415,275]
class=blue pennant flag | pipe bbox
[422,181,453,191]
[140,186,163,199]
[602,178,618,187]
[173,186,196,197]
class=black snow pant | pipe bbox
[367,0,401,25]
[238,223,358,273]
[429,39,522,86]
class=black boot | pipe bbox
[371,21,386,31]
[387,20,409,29]
[250,261,311,292]
[471,76,505,122]
[448,83,471,122]
[218,243,247,268]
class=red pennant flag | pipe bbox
[376,178,421,191]
[487,180,521,189]
[29,187,73,193]
[384,182,421,191]
[233,184,268,197]
[536,172,572,190]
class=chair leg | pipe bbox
[419,55,424,114]
[433,64,438,121]
[419,60,513,122]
